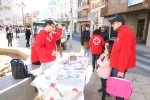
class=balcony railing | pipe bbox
[100,6,108,17]
[77,15,90,22]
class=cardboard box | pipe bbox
[70,56,76,61]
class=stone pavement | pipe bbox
[0,32,150,100]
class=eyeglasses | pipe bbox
[50,25,55,28]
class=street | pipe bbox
[0,32,150,100]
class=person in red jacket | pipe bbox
[31,43,41,65]
[89,29,105,72]
[31,36,41,65]
[34,20,62,73]
[109,15,136,100]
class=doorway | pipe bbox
[136,19,145,40]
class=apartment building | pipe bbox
[24,12,39,26]
[91,0,108,34]
[77,0,90,35]
[100,0,150,46]
[0,0,3,23]
[58,0,78,34]
[0,0,23,26]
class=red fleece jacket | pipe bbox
[110,25,136,72]
[34,28,62,63]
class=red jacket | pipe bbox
[31,43,39,63]
[89,35,105,54]
[110,25,136,72]
[35,28,62,63]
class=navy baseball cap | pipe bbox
[109,15,125,24]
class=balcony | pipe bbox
[100,6,108,17]
[77,15,90,22]
[128,1,150,12]
[77,2,90,11]
[60,16,69,22]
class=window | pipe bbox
[120,0,126,4]
[78,0,82,6]
[78,12,82,18]
[111,0,115,7]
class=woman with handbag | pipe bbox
[89,29,105,72]
[80,24,90,57]
[97,40,114,100]
[6,27,13,47]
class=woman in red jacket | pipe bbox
[89,29,105,72]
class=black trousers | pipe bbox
[92,54,100,71]
[7,33,12,47]
[101,78,107,100]
[32,61,41,65]
[67,35,70,41]
[26,37,30,46]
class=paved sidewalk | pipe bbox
[0,32,150,100]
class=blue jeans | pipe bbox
[111,68,127,100]
[92,54,100,71]
[83,48,90,57]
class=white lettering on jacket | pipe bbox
[117,38,119,43]
[93,37,101,45]
[46,33,53,41]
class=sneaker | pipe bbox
[98,88,103,92]
[98,95,108,99]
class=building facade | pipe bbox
[39,0,58,21]
[91,0,107,35]
[77,0,90,35]
[24,11,39,26]
[100,0,150,46]
[58,0,78,34]
[0,0,23,26]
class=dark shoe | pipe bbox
[92,69,94,72]
[98,88,103,92]
[106,93,110,96]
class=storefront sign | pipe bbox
[128,0,144,6]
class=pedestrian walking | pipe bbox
[15,26,20,38]
[109,14,136,100]
[66,27,70,41]
[34,20,62,73]
[97,40,114,100]
[25,26,32,47]
[81,24,90,57]
[6,27,13,47]
[89,29,105,72]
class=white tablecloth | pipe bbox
[31,55,89,100]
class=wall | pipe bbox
[126,13,148,40]
[146,21,150,46]
[126,14,138,35]
[108,0,128,15]
[138,13,148,40]
[91,4,105,35]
